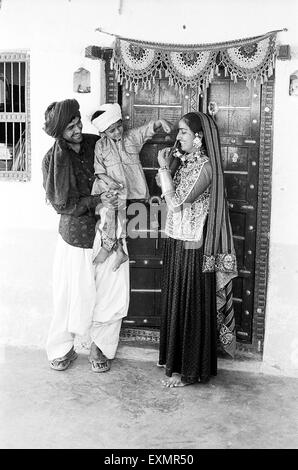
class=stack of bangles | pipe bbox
[158,166,175,198]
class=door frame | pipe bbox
[85,46,274,355]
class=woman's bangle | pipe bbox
[161,190,175,198]
[159,166,170,171]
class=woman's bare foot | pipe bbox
[162,373,191,388]
[112,244,128,271]
[93,247,110,265]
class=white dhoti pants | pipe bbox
[46,235,129,361]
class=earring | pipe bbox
[193,133,202,149]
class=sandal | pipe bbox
[88,357,111,373]
[49,347,78,371]
[88,346,111,373]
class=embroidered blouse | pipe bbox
[164,154,212,242]
[92,121,156,200]
[42,134,101,248]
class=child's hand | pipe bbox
[159,119,172,134]
[107,179,124,191]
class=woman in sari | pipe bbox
[157,112,238,387]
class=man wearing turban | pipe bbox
[42,98,127,373]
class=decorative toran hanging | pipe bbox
[96,28,286,93]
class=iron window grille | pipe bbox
[0,51,30,181]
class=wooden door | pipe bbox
[121,77,190,328]
[86,46,270,350]
[121,69,261,346]
[203,68,261,344]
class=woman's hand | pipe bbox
[157,147,172,168]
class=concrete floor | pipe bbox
[0,343,298,449]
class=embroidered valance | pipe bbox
[97,29,285,93]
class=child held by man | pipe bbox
[91,103,172,271]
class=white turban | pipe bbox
[91,103,122,132]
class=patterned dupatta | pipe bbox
[195,112,238,357]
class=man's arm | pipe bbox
[49,194,102,217]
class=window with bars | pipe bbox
[0,52,30,181]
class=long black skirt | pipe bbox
[158,237,217,383]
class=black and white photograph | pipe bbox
[0,0,297,456]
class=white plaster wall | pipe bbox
[262,27,298,376]
[0,0,297,375]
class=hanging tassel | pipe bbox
[224,66,228,77]
[148,80,152,90]
[215,64,219,75]
[159,69,162,79]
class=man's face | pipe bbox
[104,120,123,141]
[62,116,83,144]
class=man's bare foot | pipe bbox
[161,373,192,388]
[93,247,110,265]
[89,342,102,360]
[112,245,128,272]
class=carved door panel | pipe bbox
[121,78,190,328]
[204,68,261,343]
